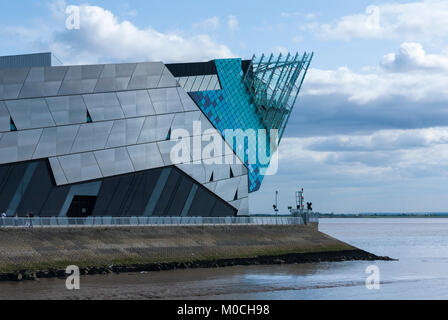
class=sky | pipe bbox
[1,0,448,214]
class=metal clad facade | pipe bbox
[0,53,52,69]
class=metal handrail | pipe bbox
[0,214,318,228]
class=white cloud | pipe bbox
[380,42,448,72]
[310,0,448,43]
[281,12,316,20]
[193,16,220,30]
[274,46,288,55]
[303,42,448,104]
[305,127,448,152]
[292,35,304,43]
[276,127,448,183]
[5,4,235,65]
[227,15,239,31]
[53,5,235,64]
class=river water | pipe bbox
[0,218,447,300]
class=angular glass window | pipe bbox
[10,118,17,131]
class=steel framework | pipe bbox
[243,52,313,140]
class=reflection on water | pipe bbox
[1,218,448,300]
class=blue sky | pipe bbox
[1,0,448,214]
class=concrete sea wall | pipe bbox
[0,225,388,278]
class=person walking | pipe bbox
[14,212,19,227]
[1,211,6,228]
[28,212,34,229]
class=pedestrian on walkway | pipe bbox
[28,212,34,229]
[1,211,6,228]
[14,212,19,227]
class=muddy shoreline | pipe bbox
[0,249,394,282]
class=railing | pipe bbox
[0,214,319,228]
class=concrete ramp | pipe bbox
[0,225,361,274]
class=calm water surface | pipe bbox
[1,218,447,300]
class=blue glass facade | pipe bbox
[190,59,273,192]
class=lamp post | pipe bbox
[273,191,279,216]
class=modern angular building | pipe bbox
[0,52,312,218]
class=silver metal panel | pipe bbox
[127,142,164,171]
[83,92,125,121]
[203,182,217,193]
[149,88,184,114]
[63,65,103,80]
[199,114,217,134]
[214,177,241,202]
[200,133,232,161]
[58,79,98,95]
[183,76,195,92]
[199,75,213,91]
[48,157,68,185]
[94,147,135,177]
[100,63,137,78]
[176,162,206,184]
[177,87,199,112]
[138,114,175,143]
[229,199,241,211]
[116,90,155,117]
[176,162,192,176]
[33,125,79,159]
[171,111,201,135]
[0,84,23,100]
[20,65,44,80]
[0,68,29,100]
[237,197,249,216]
[58,152,103,184]
[127,62,165,90]
[57,66,103,95]
[0,129,43,164]
[157,67,178,88]
[177,77,188,88]
[190,75,204,92]
[213,164,231,181]
[46,95,87,125]
[176,75,221,92]
[44,66,68,82]
[157,140,191,166]
[231,163,248,177]
[237,175,249,199]
[94,77,131,92]
[95,64,134,92]
[19,80,62,98]
[207,76,220,91]
[71,121,113,153]
[81,65,104,79]
[19,67,65,98]
[5,98,55,130]
[133,62,165,76]
[105,117,145,148]
[204,163,215,183]
[0,101,10,132]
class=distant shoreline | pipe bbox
[254,214,448,219]
[320,215,448,218]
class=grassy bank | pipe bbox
[0,225,391,279]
